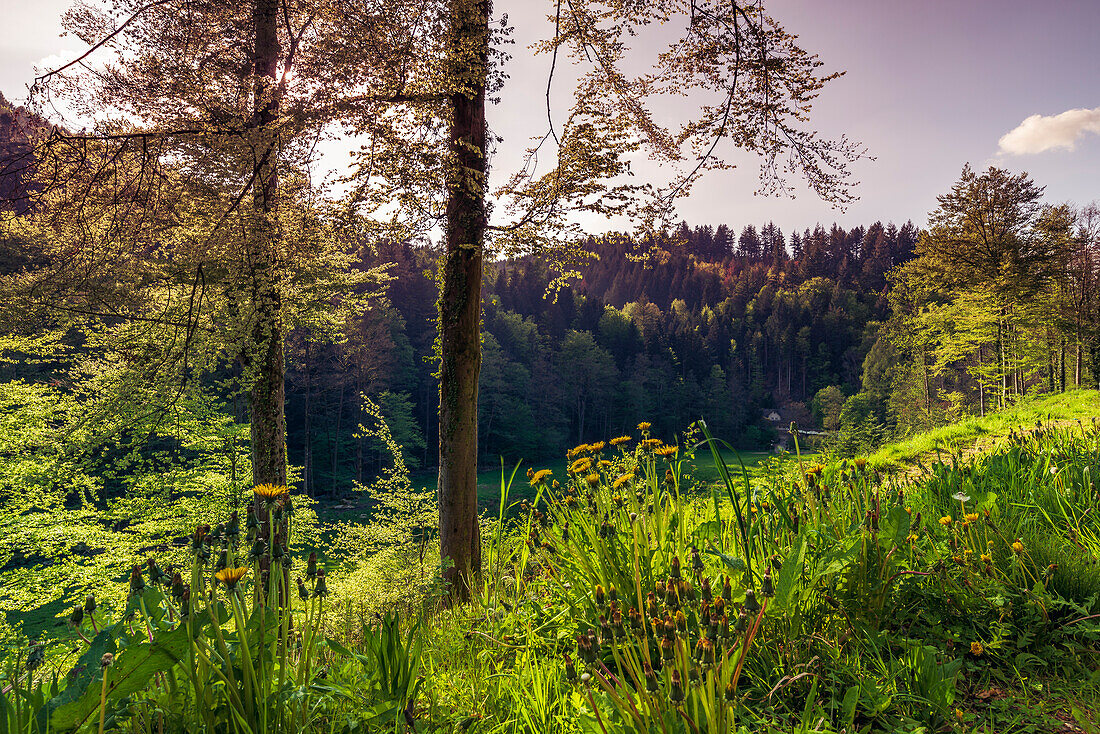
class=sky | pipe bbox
[1,0,1098,235]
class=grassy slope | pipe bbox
[867,389,1100,470]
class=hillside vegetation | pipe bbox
[2,405,1099,733]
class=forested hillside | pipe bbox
[283,220,918,492]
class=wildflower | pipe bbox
[569,458,591,474]
[1012,540,1024,554]
[530,469,553,485]
[567,444,589,459]
[670,556,682,580]
[637,422,652,432]
[853,457,867,471]
[970,641,984,656]
[955,709,965,724]
[586,473,600,487]
[660,636,674,661]
[253,484,288,505]
[939,516,953,527]
[641,438,663,450]
[526,467,534,480]
[952,492,971,503]
[965,513,980,523]
[215,567,249,591]
[100,652,114,669]
[590,441,606,452]
[656,445,678,458]
[595,584,606,606]
[610,435,632,446]
[980,553,991,564]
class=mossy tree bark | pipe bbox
[438,0,489,603]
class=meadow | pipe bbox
[2,400,1099,733]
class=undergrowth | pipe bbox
[2,418,1099,732]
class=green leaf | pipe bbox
[50,618,202,730]
[776,534,807,609]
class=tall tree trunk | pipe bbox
[304,342,313,496]
[438,0,489,603]
[248,0,288,604]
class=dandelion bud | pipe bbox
[669,669,685,703]
[675,610,686,633]
[84,594,96,617]
[644,664,658,692]
[129,565,145,598]
[180,587,191,616]
[594,584,606,607]
[744,589,760,614]
[691,547,704,575]
[69,606,84,627]
[245,506,257,529]
[721,613,731,640]
[226,510,240,539]
[646,592,659,618]
[712,597,725,616]
[249,539,266,560]
[313,570,329,598]
[725,681,737,702]
[215,550,228,571]
[761,571,774,598]
[580,672,591,685]
[612,609,624,636]
[722,575,732,603]
[306,551,318,580]
[629,607,643,631]
[577,633,596,663]
[608,585,618,604]
[629,512,638,524]
[564,653,577,681]
[26,641,44,672]
[701,576,712,603]
[660,636,674,662]
[735,608,749,633]
[297,577,309,602]
[100,652,114,669]
[598,615,611,643]
[664,581,680,610]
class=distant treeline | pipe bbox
[283,221,918,494]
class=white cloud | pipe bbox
[998,107,1100,155]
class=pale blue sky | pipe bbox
[2,0,1097,234]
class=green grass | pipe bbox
[868,389,1100,470]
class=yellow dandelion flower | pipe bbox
[655,445,678,458]
[613,473,632,490]
[641,438,663,450]
[253,484,288,502]
[980,553,991,563]
[589,441,606,452]
[610,435,632,446]
[585,473,600,487]
[599,460,612,468]
[214,567,249,591]
[1012,540,1024,554]
[970,641,984,656]
[965,513,979,523]
[637,422,652,432]
[569,458,592,474]
[938,516,953,526]
[567,445,589,459]
[530,469,553,485]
